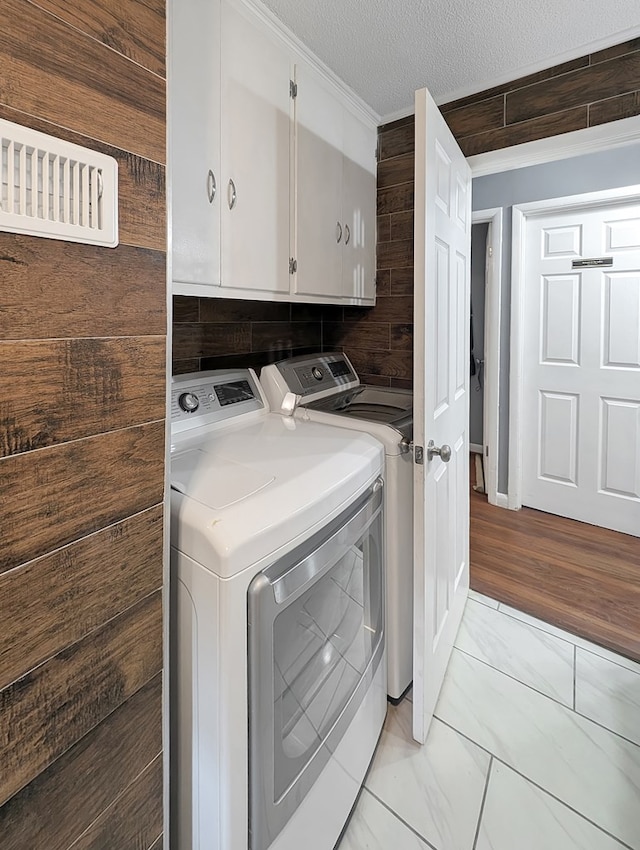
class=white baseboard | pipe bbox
[469,442,483,454]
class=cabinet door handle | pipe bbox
[207,169,216,204]
[336,221,343,243]
[344,223,351,245]
[228,178,237,210]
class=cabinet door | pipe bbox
[293,61,344,298]
[170,0,221,288]
[220,0,291,294]
[342,109,377,303]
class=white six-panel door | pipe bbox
[522,199,640,537]
[413,88,471,744]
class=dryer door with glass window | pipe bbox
[247,480,384,850]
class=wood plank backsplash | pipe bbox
[172,296,327,375]
[0,1,166,847]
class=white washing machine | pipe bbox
[169,368,387,850]
[261,352,413,700]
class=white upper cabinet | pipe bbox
[342,108,377,303]
[293,60,377,304]
[220,0,291,295]
[169,0,378,304]
[293,61,345,299]
[170,0,221,288]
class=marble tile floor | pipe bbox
[337,590,640,850]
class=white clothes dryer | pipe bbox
[170,368,387,850]
[261,352,413,700]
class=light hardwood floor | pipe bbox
[469,467,640,662]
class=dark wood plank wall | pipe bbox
[0,1,166,847]
[443,37,640,156]
[337,36,640,384]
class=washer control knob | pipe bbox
[179,392,200,413]
[311,366,324,381]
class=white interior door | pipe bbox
[522,199,640,536]
[413,88,471,744]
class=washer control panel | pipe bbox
[272,352,358,397]
[171,369,264,435]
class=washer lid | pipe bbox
[306,386,413,441]
[172,449,274,509]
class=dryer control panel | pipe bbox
[171,368,265,437]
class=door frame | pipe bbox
[508,183,640,510]
[471,208,503,507]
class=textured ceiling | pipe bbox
[260,0,640,119]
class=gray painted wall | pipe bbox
[472,140,640,494]
[470,223,488,447]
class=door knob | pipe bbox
[427,440,451,462]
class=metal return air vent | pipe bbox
[0,118,118,247]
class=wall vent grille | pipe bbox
[0,118,118,247]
